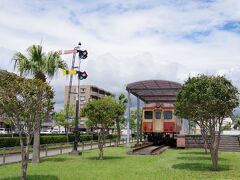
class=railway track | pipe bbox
[132,144,169,155]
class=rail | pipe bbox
[131,144,169,155]
[0,137,136,165]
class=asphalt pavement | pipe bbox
[0,141,129,165]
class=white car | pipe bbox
[0,128,7,134]
[52,129,59,134]
[40,130,52,134]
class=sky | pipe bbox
[1,0,240,111]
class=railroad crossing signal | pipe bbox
[63,70,77,75]
[63,70,88,80]
[78,71,88,80]
[57,49,76,55]
[57,48,88,60]
[60,42,89,155]
[78,50,88,59]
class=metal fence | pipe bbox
[0,137,136,165]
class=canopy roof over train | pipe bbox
[126,80,181,103]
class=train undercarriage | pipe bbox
[144,132,178,147]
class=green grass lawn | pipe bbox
[0,146,240,180]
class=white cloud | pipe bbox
[1,0,240,110]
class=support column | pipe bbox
[127,91,131,145]
[136,97,140,145]
[189,119,191,135]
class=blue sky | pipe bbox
[1,0,240,110]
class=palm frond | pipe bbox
[13,44,67,80]
[27,45,45,72]
[12,52,31,76]
[45,51,67,78]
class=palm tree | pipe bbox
[13,45,67,163]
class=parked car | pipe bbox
[52,129,59,134]
[0,128,7,134]
[40,130,52,134]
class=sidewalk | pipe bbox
[0,140,133,165]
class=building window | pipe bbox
[164,111,173,120]
[80,88,85,93]
[144,111,153,119]
[155,111,161,119]
[91,87,98,93]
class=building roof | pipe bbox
[126,80,181,103]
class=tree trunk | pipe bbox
[116,119,121,146]
[210,146,218,171]
[209,119,221,171]
[32,72,46,163]
[21,150,27,180]
[204,140,208,154]
[98,129,104,160]
[32,120,40,163]
[19,134,30,180]
[201,129,208,154]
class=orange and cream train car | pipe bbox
[142,103,182,144]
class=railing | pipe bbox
[0,137,136,165]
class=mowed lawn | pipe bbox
[0,146,240,180]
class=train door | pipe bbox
[153,110,163,132]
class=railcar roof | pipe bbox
[126,80,181,103]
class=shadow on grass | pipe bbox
[177,156,227,161]
[81,151,91,154]
[172,163,231,172]
[178,151,209,155]
[86,156,124,160]
[41,157,68,163]
[0,175,59,180]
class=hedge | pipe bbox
[0,134,118,148]
[0,137,25,147]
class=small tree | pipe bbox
[0,70,53,180]
[81,97,117,160]
[231,115,240,130]
[54,110,67,133]
[175,75,239,171]
[115,94,127,145]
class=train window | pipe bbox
[164,111,173,119]
[155,111,161,119]
[144,111,153,119]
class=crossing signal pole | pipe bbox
[60,42,88,155]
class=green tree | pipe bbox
[115,94,128,145]
[231,115,240,130]
[0,70,53,180]
[129,109,143,144]
[130,109,138,132]
[54,104,75,133]
[54,110,67,133]
[175,75,239,171]
[81,97,117,160]
[13,44,67,163]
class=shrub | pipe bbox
[40,136,68,144]
[0,134,117,147]
[0,137,25,147]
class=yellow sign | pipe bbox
[63,70,77,75]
